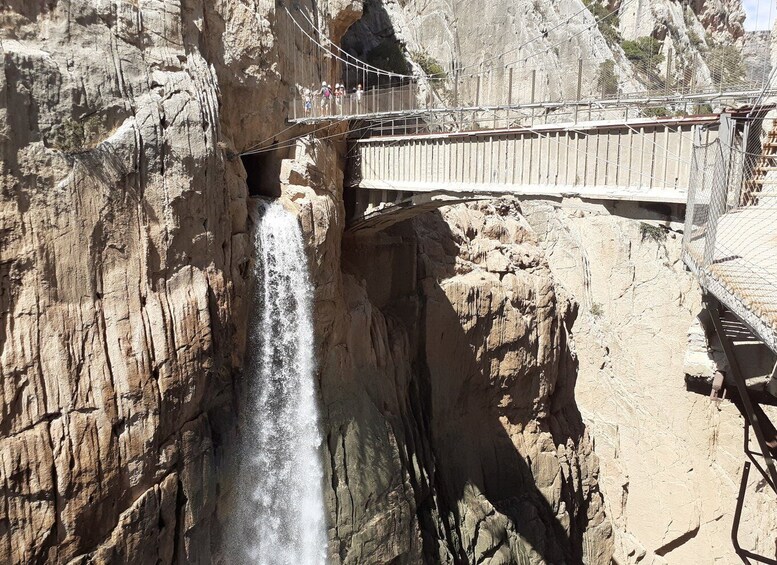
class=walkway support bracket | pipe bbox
[706,293,777,493]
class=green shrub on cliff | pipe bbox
[584,0,621,45]
[622,36,664,67]
[640,223,667,243]
[411,50,446,78]
[597,60,619,97]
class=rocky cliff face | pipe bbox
[521,200,777,563]
[0,1,249,561]
[1,1,615,563]
[0,0,353,561]
[343,0,746,106]
[743,30,772,84]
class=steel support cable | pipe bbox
[294,7,412,81]
[294,6,386,76]
[288,0,636,83]
[241,113,414,156]
[284,0,759,123]
[288,5,767,120]
[285,6,414,79]
[242,120,314,155]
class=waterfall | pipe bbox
[230,201,327,565]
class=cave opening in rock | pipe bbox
[241,151,282,198]
[340,0,408,90]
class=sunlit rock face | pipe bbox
[343,0,746,112]
[521,199,777,564]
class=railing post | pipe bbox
[683,125,703,253]
[487,69,493,106]
[703,113,733,269]
[507,67,513,106]
[530,69,536,126]
[576,57,583,102]
[574,58,582,123]
[454,68,460,107]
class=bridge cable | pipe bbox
[293,7,415,80]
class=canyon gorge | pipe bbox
[1,0,776,564]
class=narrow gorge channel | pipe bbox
[228,201,326,564]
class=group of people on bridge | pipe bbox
[302,82,363,116]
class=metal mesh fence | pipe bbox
[683,116,777,352]
[290,45,771,124]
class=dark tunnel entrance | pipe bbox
[241,151,282,198]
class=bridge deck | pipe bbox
[351,116,718,205]
[290,79,773,127]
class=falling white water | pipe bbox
[230,201,327,565]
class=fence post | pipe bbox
[574,58,582,123]
[530,69,536,126]
[487,69,493,106]
[683,125,703,254]
[454,68,460,107]
[507,67,513,106]
[703,113,733,269]
[665,48,672,94]
[476,74,482,106]
[576,57,583,101]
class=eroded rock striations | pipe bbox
[1,1,615,563]
[0,1,251,562]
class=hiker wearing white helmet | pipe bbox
[334,83,345,113]
[320,81,332,111]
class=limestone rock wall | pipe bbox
[0,2,245,561]
[344,0,746,107]
[521,200,777,564]
[0,0,357,562]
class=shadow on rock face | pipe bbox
[343,204,603,563]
